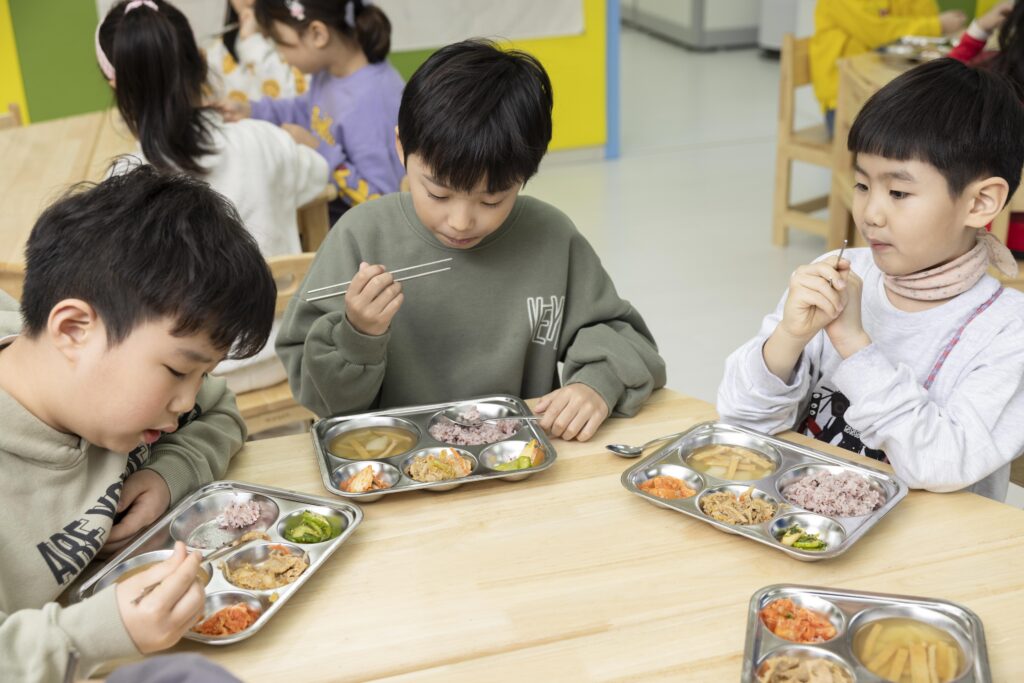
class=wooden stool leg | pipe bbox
[772,154,792,247]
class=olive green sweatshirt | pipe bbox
[0,292,246,682]
[276,192,666,416]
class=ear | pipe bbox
[963,176,1010,229]
[308,20,330,49]
[47,299,102,364]
[394,127,405,169]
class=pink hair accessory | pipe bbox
[95,0,159,81]
[123,0,158,11]
[286,0,306,21]
[95,24,115,81]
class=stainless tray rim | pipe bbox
[619,421,909,561]
[741,583,991,682]
[312,394,558,499]
[72,480,363,645]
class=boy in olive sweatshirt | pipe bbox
[277,40,666,441]
[0,167,276,682]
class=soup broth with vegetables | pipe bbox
[329,427,416,460]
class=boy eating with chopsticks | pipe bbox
[717,59,1024,501]
[277,40,666,441]
[0,166,275,680]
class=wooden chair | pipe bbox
[0,103,23,130]
[1012,457,1024,489]
[297,184,336,252]
[0,262,24,300]
[235,253,317,435]
[772,34,834,247]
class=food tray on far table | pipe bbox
[71,481,362,645]
[877,36,952,65]
[312,394,557,501]
[743,584,990,682]
[619,421,907,561]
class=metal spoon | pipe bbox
[442,404,541,428]
[606,430,692,458]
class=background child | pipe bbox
[97,0,328,258]
[275,40,666,442]
[811,0,966,135]
[0,166,276,680]
[949,0,1024,259]
[98,0,327,393]
[226,0,405,212]
[718,59,1024,501]
[205,0,308,105]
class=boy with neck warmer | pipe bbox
[718,59,1024,500]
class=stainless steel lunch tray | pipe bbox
[743,584,991,682]
[313,395,557,501]
[878,36,952,64]
[71,481,362,645]
[620,422,907,561]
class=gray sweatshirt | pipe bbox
[276,192,666,416]
[0,292,246,681]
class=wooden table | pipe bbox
[0,110,112,266]
[826,52,1024,292]
[144,389,1024,681]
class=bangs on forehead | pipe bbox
[846,58,1024,198]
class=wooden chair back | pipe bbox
[268,252,315,316]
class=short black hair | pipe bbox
[398,39,553,193]
[849,57,1024,198]
[21,165,275,359]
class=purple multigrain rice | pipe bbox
[428,407,520,445]
[216,498,262,529]
[782,470,884,517]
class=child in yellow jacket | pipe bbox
[810,0,965,134]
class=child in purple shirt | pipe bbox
[226,0,404,209]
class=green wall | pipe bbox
[10,0,112,122]
[938,0,976,20]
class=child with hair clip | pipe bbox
[97,0,329,394]
[718,59,1024,501]
[205,0,309,104]
[223,0,405,212]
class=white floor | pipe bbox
[523,28,1024,509]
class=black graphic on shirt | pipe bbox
[801,385,887,462]
[35,404,205,586]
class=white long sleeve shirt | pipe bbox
[717,248,1024,501]
[124,112,328,258]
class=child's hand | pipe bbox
[103,470,171,556]
[940,10,967,34]
[282,123,319,149]
[344,262,404,336]
[115,542,206,653]
[778,259,849,343]
[825,269,871,358]
[977,2,1013,33]
[534,383,610,442]
[216,98,251,122]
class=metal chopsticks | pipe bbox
[305,258,452,303]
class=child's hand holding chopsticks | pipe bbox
[345,262,405,336]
